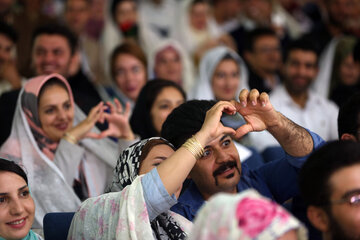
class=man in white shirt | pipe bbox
[250,39,339,152]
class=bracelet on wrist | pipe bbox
[63,132,78,145]
[181,135,204,160]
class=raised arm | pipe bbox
[157,101,237,196]
[233,89,313,157]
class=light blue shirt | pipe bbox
[142,168,177,221]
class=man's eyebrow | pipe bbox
[342,189,360,199]
[220,134,230,142]
[204,135,230,149]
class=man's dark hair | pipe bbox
[31,24,78,55]
[337,92,360,139]
[0,158,28,184]
[244,27,277,52]
[299,141,360,208]
[0,21,17,43]
[283,38,318,64]
[161,100,216,148]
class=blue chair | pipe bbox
[43,212,75,240]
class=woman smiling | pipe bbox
[0,158,42,240]
[0,73,137,227]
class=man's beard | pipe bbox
[328,212,360,240]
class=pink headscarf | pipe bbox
[21,73,74,160]
[188,189,308,240]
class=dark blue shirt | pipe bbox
[171,131,325,221]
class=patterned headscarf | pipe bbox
[108,137,187,240]
[21,73,74,160]
[188,189,308,240]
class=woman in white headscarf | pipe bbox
[0,73,137,227]
[147,39,195,93]
[188,189,308,240]
[175,0,236,65]
[191,46,249,101]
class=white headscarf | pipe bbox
[188,189,308,240]
[0,74,119,227]
[191,46,249,100]
[174,0,223,55]
[147,39,195,93]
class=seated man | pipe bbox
[161,89,325,221]
[299,140,360,240]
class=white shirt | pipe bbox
[250,85,339,152]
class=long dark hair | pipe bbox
[130,79,186,139]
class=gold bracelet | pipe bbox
[181,136,204,160]
[63,132,78,145]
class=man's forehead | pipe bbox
[34,34,70,49]
[0,34,14,45]
[329,164,360,197]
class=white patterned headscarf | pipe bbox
[108,137,188,240]
[188,189,308,240]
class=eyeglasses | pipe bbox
[330,193,360,206]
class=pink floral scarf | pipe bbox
[188,189,308,240]
[21,73,74,160]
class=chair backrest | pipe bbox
[43,212,75,240]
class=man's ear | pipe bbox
[340,133,357,142]
[244,51,253,64]
[307,205,330,232]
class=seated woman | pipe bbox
[0,73,137,227]
[176,0,237,66]
[330,36,360,107]
[188,189,307,239]
[0,158,42,240]
[191,45,249,101]
[191,46,263,169]
[130,79,186,139]
[147,40,195,93]
[106,42,148,110]
[68,101,237,239]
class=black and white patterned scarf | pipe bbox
[108,137,187,240]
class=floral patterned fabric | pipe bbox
[188,189,308,240]
[67,176,153,240]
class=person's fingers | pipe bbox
[85,132,103,139]
[114,98,123,114]
[88,102,104,119]
[249,89,260,106]
[221,126,236,136]
[124,102,131,117]
[208,101,236,118]
[238,89,249,107]
[234,124,253,139]
[259,92,269,107]
[106,101,116,114]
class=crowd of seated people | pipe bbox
[0,0,360,239]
